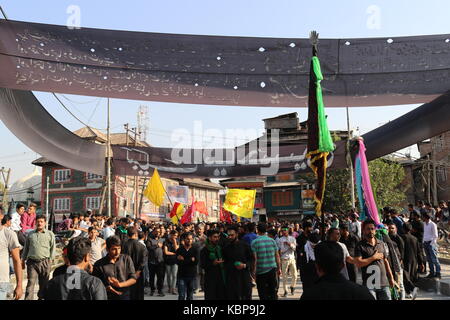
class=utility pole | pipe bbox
[431,144,438,205]
[427,154,431,204]
[0,167,11,213]
[107,98,112,217]
[346,107,356,209]
[46,176,49,230]
[124,124,140,219]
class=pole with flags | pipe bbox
[306,31,335,240]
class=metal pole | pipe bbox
[427,154,431,204]
[432,145,438,205]
[46,176,49,230]
[1,168,11,214]
[346,107,356,208]
[107,98,112,217]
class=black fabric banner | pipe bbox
[111,142,347,179]
[0,19,448,107]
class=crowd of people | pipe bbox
[0,199,448,300]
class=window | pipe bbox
[86,173,103,180]
[437,166,447,183]
[86,196,101,210]
[53,198,71,212]
[54,169,71,183]
[272,191,293,206]
[434,136,444,152]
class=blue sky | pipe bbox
[1,0,449,182]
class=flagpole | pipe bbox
[346,107,356,209]
[107,98,111,217]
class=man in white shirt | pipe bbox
[349,213,362,239]
[0,212,23,300]
[276,226,297,297]
[10,204,26,246]
[422,213,441,278]
[101,218,116,240]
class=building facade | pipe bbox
[33,127,223,223]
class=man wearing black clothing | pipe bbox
[115,218,129,249]
[43,237,107,300]
[92,236,137,300]
[146,228,165,296]
[176,232,198,300]
[401,223,422,299]
[354,220,395,300]
[222,226,254,300]
[339,223,360,283]
[296,221,313,282]
[300,241,374,300]
[122,227,147,300]
[410,211,426,273]
[200,229,226,300]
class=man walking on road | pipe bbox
[200,229,226,300]
[122,227,147,300]
[354,220,395,300]
[0,214,23,300]
[251,223,281,300]
[422,213,441,279]
[92,236,137,300]
[223,226,253,300]
[276,226,297,297]
[22,215,55,300]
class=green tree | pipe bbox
[321,159,407,213]
[368,158,408,211]
[323,168,353,213]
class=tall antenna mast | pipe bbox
[137,105,149,143]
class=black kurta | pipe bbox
[222,239,254,300]
[339,233,360,283]
[401,233,424,293]
[122,239,148,300]
[200,245,226,300]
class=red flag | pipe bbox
[220,205,232,223]
[193,201,208,216]
[180,197,195,224]
[180,205,193,224]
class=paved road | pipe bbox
[10,261,450,300]
[144,262,450,301]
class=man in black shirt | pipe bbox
[176,232,198,300]
[43,237,107,300]
[410,211,426,274]
[354,220,395,300]
[222,226,254,300]
[296,221,313,282]
[92,236,137,300]
[401,223,423,299]
[146,228,165,296]
[339,223,360,283]
[122,227,147,300]
[300,241,374,300]
[200,229,226,300]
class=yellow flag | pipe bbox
[143,168,165,207]
[223,189,256,219]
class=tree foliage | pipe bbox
[322,159,407,213]
[368,158,408,211]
